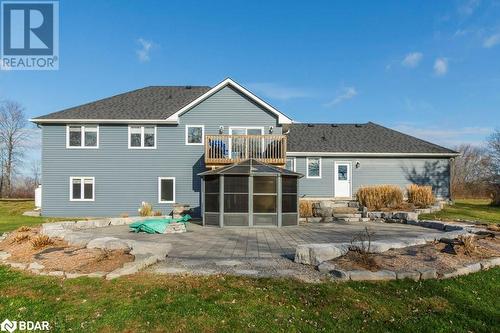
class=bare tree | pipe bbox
[452,144,493,198]
[487,129,500,175]
[0,101,27,197]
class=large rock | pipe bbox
[295,243,349,266]
[330,269,350,280]
[87,237,132,253]
[106,254,158,279]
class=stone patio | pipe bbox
[75,221,443,260]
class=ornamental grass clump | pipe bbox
[407,184,435,208]
[356,185,404,210]
[138,201,153,217]
[299,200,313,219]
[31,235,54,250]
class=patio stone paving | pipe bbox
[76,221,443,260]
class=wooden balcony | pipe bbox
[205,134,287,167]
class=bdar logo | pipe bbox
[0,319,17,333]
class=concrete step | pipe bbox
[333,213,361,218]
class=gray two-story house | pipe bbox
[31,78,458,223]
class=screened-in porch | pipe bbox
[199,159,303,227]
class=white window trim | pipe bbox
[66,125,99,149]
[185,125,205,145]
[286,157,296,172]
[128,125,157,149]
[158,177,176,203]
[306,157,322,179]
[69,176,95,201]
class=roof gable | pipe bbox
[165,78,293,124]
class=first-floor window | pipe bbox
[70,177,95,201]
[158,177,175,203]
[307,157,321,178]
[129,125,156,148]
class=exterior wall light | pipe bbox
[355,161,361,169]
[269,126,274,134]
[219,125,224,134]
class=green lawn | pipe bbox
[0,266,498,332]
[0,200,45,233]
[419,199,500,224]
[0,200,499,332]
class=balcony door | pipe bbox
[229,127,264,160]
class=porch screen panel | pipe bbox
[223,176,248,213]
[282,176,298,226]
[204,176,219,213]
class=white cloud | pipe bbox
[136,38,155,62]
[246,82,311,100]
[458,0,481,16]
[402,52,423,68]
[324,86,358,107]
[433,58,448,76]
[393,123,492,148]
[483,33,500,48]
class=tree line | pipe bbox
[452,129,500,205]
[0,100,40,198]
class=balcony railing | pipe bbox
[205,134,287,166]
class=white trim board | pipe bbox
[287,152,459,157]
[31,118,178,124]
[165,78,294,124]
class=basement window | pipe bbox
[70,177,95,201]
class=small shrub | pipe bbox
[299,200,313,218]
[31,235,54,249]
[153,210,163,216]
[407,184,435,208]
[17,226,32,232]
[356,185,404,210]
[120,213,129,218]
[11,234,30,244]
[138,202,153,217]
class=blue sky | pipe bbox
[2,0,500,158]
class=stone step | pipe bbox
[333,213,361,218]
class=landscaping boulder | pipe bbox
[317,261,336,273]
[87,237,132,253]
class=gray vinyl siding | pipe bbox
[41,86,281,217]
[295,157,450,199]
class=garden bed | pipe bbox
[0,227,133,274]
[331,236,500,273]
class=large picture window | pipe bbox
[129,125,156,149]
[307,157,321,178]
[158,177,175,203]
[67,125,98,148]
[70,177,95,201]
[185,125,204,145]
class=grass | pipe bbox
[0,200,499,332]
[0,200,68,233]
[420,199,500,224]
[0,267,498,332]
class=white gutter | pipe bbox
[29,118,179,124]
[287,151,459,157]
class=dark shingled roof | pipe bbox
[286,122,458,154]
[199,159,303,177]
[33,86,211,120]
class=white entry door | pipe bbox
[334,162,351,198]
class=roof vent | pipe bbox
[355,124,362,128]
[331,124,338,127]
[185,86,192,89]
[307,124,314,127]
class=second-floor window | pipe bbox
[185,125,204,145]
[67,125,99,148]
[129,125,156,149]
